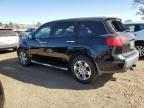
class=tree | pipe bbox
[15,25,20,29]
[0,22,2,27]
[36,22,41,28]
[134,0,144,15]
[9,22,13,28]
[5,24,9,28]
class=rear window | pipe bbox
[78,21,107,36]
[0,29,16,36]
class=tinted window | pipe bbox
[139,24,144,30]
[78,21,107,37]
[111,21,125,32]
[124,24,144,32]
[35,25,51,38]
[53,22,75,37]
[134,25,140,32]
[0,29,16,36]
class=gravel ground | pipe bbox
[0,51,144,108]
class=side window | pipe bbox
[79,24,92,36]
[125,25,135,32]
[35,25,51,38]
[139,24,144,30]
[53,22,75,37]
[78,21,107,37]
[134,25,140,32]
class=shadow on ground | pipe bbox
[0,50,15,54]
[0,58,116,90]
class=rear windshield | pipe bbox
[0,29,16,36]
[106,19,126,33]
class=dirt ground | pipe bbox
[0,51,144,108]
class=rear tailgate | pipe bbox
[104,18,137,56]
[0,29,19,48]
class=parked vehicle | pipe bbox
[123,22,144,57]
[17,17,139,84]
[25,28,36,36]
[14,29,26,39]
[0,29,19,50]
[0,81,4,108]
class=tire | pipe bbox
[13,48,17,51]
[18,49,31,66]
[135,43,144,58]
[70,55,98,84]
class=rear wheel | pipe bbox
[135,43,144,58]
[18,49,31,66]
[70,55,98,84]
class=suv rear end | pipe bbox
[97,18,139,74]
[0,29,19,50]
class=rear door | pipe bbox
[0,29,18,48]
[45,21,77,59]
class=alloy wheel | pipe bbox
[74,60,92,80]
[136,45,144,57]
[19,51,28,65]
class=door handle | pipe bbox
[67,40,75,43]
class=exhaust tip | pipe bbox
[130,64,136,71]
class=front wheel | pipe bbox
[70,55,98,84]
[135,43,144,58]
[18,49,31,66]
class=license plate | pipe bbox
[130,41,135,49]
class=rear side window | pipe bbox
[106,19,126,33]
[78,21,107,37]
[52,22,76,37]
[124,24,144,32]
[111,21,125,32]
[0,29,16,36]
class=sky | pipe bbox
[0,0,142,24]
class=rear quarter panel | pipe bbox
[71,35,110,60]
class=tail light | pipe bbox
[106,36,127,47]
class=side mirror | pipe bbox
[28,32,34,39]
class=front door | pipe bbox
[28,24,52,59]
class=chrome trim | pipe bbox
[31,60,68,71]
[67,41,75,43]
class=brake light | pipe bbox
[106,36,127,47]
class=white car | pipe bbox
[0,29,19,50]
[124,22,144,57]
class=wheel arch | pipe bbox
[135,40,144,45]
[68,49,98,73]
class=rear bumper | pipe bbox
[123,51,139,70]
[96,49,139,75]
[0,43,17,50]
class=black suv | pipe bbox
[17,17,139,83]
